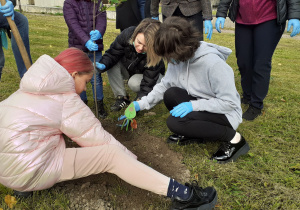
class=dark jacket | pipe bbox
[63,0,107,52]
[151,0,212,20]
[11,0,16,7]
[216,0,300,24]
[116,0,151,31]
[100,27,165,98]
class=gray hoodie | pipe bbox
[138,41,242,130]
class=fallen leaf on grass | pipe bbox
[280,98,286,102]
[103,81,106,86]
[144,112,156,116]
[4,195,17,208]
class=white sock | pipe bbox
[230,132,241,144]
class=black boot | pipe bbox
[171,181,217,210]
[97,100,107,119]
[13,190,33,199]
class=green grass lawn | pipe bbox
[0,13,299,209]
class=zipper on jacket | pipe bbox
[128,57,139,70]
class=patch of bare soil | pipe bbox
[54,119,190,210]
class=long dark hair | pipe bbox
[154,16,201,63]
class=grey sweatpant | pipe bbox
[107,61,163,97]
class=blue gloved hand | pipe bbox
[152,16,159,20]
[204,20,213,40]
[90,30,102,41]
[133,101,140,112]
[0,0,15,20]
[96,62,106,70]
[170,102,193,118]
[287,19,300,37]
[85,40,98,51]
[118,115,126,121]
[215,17,225,33]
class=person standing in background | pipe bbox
[150,0,213,40]
[0,0,32,80]
[215,0,300,121]
[116,0,151,31]
[63,0,108,118]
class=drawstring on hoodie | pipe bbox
[186,59,190,95]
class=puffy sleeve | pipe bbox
[60,94,137,159]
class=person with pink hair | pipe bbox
[0,48,217,210]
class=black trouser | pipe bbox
[235,19,285,109]
[163,7,203,41]
[163,87,236,142]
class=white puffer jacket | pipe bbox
[0,55,136,192]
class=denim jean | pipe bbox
[80,51,104,101]
[137,0,146,19]
[0,11,32,80]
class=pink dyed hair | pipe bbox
[54,48,94,74]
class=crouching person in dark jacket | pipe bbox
[96,18,165,111]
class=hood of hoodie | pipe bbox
[20,55,75,94]
[190,41,232,63]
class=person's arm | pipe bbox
[101,27,135,71]
[191,61,240,114]
[95,6,107,39]
[137,63,174,110]
[201,0,213,20]
[63,1,90,46]
[11,0,16,7]
[287,0,300,20]
[150,0,160,19]
[216,0,232,18]
[137,61,165,98]
[60,95,137,158]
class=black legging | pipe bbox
[235,19,285,109]
[163,87,236,142]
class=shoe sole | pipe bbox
[172,192,218,210]
[167,139,206,146]
[217,142,250,164]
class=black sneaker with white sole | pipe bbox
[111,95,131,111]
[171,181,217,210]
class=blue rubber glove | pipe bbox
[287,19,300,37]
[96,62,106,70]
[0,0,15,20]
[170,102,193,118]
[118,115,126,121]
[152,16,159,20]
[90,30,102,41]
[204,20,213,40]
[85,40,98,51]
[215,17,225,33]
[133,101,140,112]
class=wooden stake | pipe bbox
[0,0,31,70]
